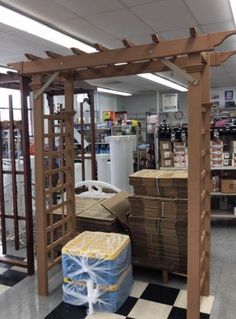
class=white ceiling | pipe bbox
[0,0,236,93]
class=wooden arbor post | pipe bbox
[31,73,76,296]
[187,52,211,319]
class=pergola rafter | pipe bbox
[8,29,236,319]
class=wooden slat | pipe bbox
[94,43,108,51]
[44,165,71,176]
[25,53,41,61]
[46,232,72,251]
[9,95,20,250]
[48,256,61,270]
[45,182,71,195]
[201,169,207,179]
[190,27,197,37]
[122,39,135,48]
[71,47,87,55]
[32,74,48,296]
[46,216,71,233]
[0,256,27,268]
[45,51,63,58]
[151,33,161,43]
[46,200,69,213]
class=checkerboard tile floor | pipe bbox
[45,280,214,319]
[0,255,27,295]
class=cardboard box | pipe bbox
[221,179,236,193]
[223,152,231,159]
[161,159,173,167]
[230,141,236,150]
[223,159,232,167]
[160,141,172,151]
[161,150,173,159]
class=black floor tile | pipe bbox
[0,269,27,287]
[45,302,87,319]
[140,283,180,305]
[116,296,138,316]
[168,307,210,319]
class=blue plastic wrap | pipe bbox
[63,266,133,313]
[62,232,131,285]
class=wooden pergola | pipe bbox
[9,28,236,319]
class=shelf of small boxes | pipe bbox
[159,141,188,169]
[211,140,236,168]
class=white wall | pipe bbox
[94,92,124,122]
[121,92,157,117]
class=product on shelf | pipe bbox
[62,231,132,314]
[221,179,236,193]
[211,139,223,167]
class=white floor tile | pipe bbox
[0,284,10,294]
[0,267,7,275]
[85,313,126,319]
[174,290,214,314]
[128,299,172,319]
[130,280,149,298]
[11,266,27,273]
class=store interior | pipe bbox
[0,1,236,319]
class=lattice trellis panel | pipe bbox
[32,75,75,295]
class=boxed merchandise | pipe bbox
[63,266,133,313]
[62,231,132,314]
[160,140,172,151]
[221,179,236,193]
[161,150,173,159]
[129,169,188,198]
[223,152,232,159]
[174,161,187,168]
[230,141,236,152]
[223,159,232,167]
[62,231,131,285]
[160,159,173,167]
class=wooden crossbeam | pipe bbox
[45,51,63,58]
[71,50,236,81]
[25,53,41,61]
[210,50,236,66]
[190,27,197,37]
[122,39,135,48]
[160,58,199,85]
[152,34,161,43]
[9,30,236,75]
[34,72,60,100]
[94,43,108,51]
[71,47,87,55]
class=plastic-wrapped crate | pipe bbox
[63,265,133,314]
[62,231,131,285]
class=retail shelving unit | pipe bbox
[9,29,236,319]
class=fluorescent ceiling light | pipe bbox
[230,0,236,24]
[97,87,132,96]
[0,66,17,74]
[0,5,96,53]
[138,73,188,92]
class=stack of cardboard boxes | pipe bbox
[160,141,173,168]
[128,169,188,274]
[211,139,223,167]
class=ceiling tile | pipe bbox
[184,0,233,25]
[202,21,235,33]
[85,8,153,38]
[58,17,121,48]
[53,0,124,17]
[1,0,78,23]
[131,0,197,32]
[159,28,191,40]
[224,64,236,74]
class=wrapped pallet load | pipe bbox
[62,231,132,314]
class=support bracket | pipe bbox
[34,71,59,100]
[160,58,199,86]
